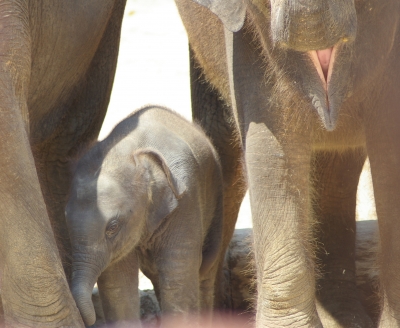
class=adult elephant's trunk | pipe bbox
[71,259,102,326]
[270,0,357,51]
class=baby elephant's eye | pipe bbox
[106,220,120,238]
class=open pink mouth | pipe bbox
[308,47,337,89]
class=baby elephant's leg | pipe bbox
[97,251,141,327]
[200,274,216,311]
[155,234,203,319]
[197,266,219,327]
[199,251,223,312]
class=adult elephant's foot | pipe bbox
[255,263,323,328]
[316,292,373,328]
[256,307,323,328]
[316,272,374,328]
[2,269,83,328]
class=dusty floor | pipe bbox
[100,0,377,289]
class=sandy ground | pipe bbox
[99,0,376,290]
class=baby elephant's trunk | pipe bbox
[71,256,103,326]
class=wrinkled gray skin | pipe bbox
[0,1,126,327]
[175,0,400,327]
[65,106,225,327]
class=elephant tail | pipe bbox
[199,179,224,276]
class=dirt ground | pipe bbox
[100,0,377,290]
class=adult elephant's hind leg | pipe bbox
[365,91,400,328]
[33,1,126,281]
[312,150,374,327]
[0,2,83,326]
[0,108,84,327]
[0,298,4,326]
[190,46,246,310]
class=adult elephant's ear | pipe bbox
[192,0,246,32]
[132,148,186,234]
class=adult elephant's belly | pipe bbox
[27,0,116,143]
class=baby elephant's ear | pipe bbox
[132,149,186,234]
[192,0,246,32]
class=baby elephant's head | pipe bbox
[65,147,185,326]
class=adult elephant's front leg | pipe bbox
[0,2,83,326]
[245,124,319,328]
[225,26,320,327]
[365,94,400,327]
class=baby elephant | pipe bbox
[65,106,224,327]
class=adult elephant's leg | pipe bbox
[245,127,318,327]
[190,46,246,308]
[246,125,318,327]
[225,26,321,328]
[365,92,400,327]
[0,3,83,326]
[0,298,4,325]
[0,115,83,327]
[226,27,320,327]
[33,0,126,280]
[312,150,373,327]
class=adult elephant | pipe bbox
[0,1,126,326]
[175,0,398,327]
